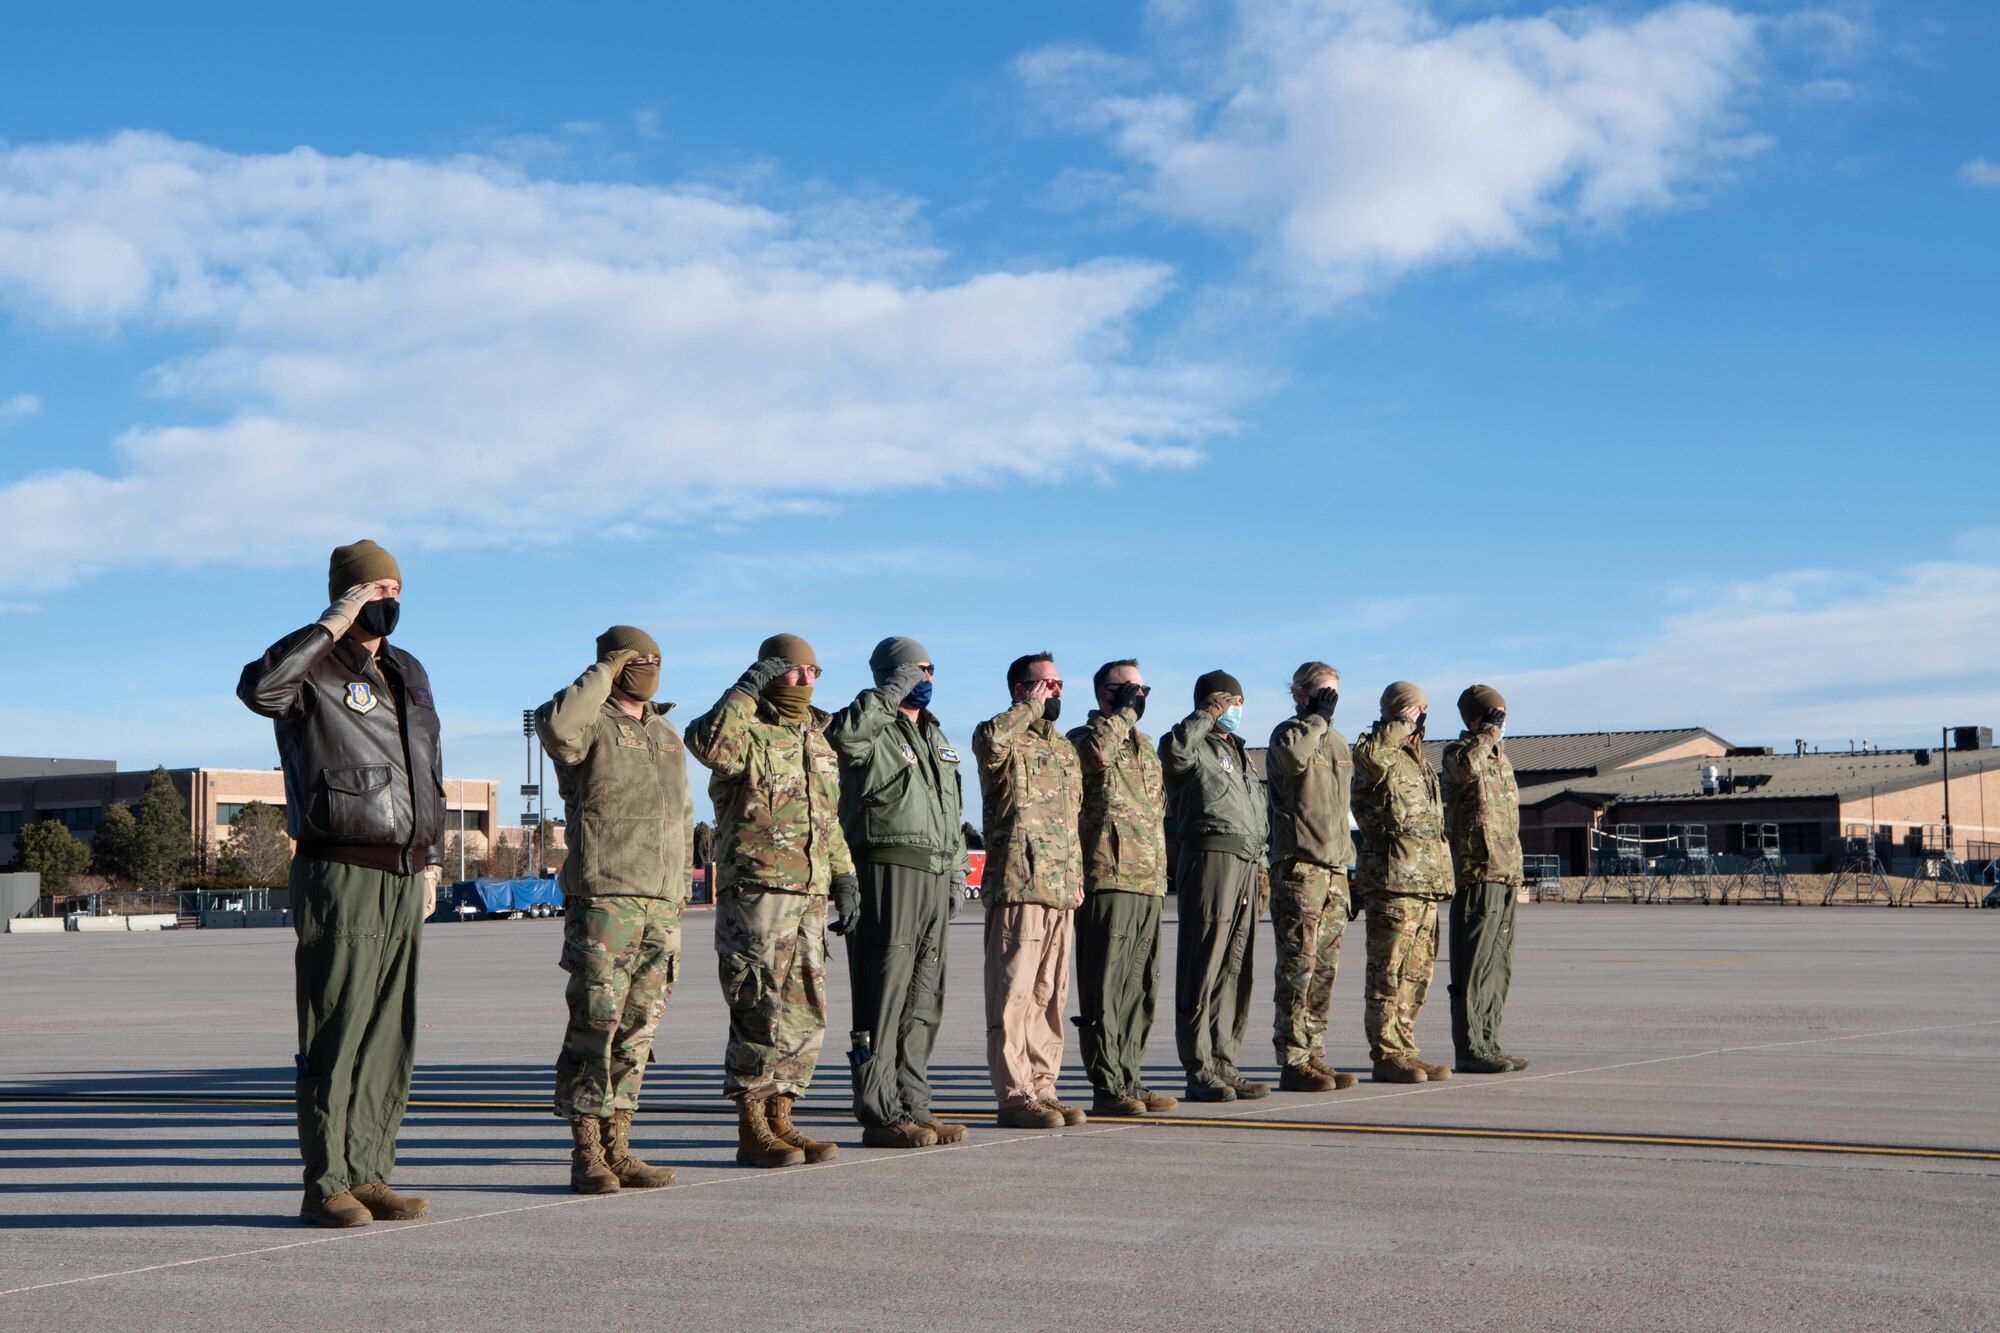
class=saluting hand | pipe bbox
[882,662,929,707]
[317,582,382,640]
[735,655,793,696]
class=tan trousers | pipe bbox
[983,903,1073,1105]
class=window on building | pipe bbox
[0,810,22,834]
[216,802,286,826]
[42,806,102,832]
[449,809,485,832]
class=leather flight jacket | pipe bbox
[238,624,446,874]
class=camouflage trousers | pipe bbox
[716,886,828,1101]
[1270,859,1349,1068]
[1363,893,1441,1062]
[554,896,682,1119]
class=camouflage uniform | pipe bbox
[1442,722,1523,1062]
[1265,708,1355,1070]
[687,686,853,1100]
[535,658,693,1119]
[972,699,1083,1107]
[1351,717,1454,1063]
[1069,705,1168,1099]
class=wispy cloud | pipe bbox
[0,132,1237,594]
[1018,0,1768,297]
[0,393,39,431]
[1959,158,2000,191]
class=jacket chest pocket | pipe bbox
[321,764,395,842]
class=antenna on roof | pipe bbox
[1794,739,1806,757]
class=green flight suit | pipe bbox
[1442,724,1524,1061]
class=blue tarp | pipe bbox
[441,877,564,917]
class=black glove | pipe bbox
[734,655,792,698]
[1482,707,1507,730]
[948,869,966,919]
[1410,709,1428,738]
[828,872,861,935]
[1112,681,1146,716]
[1309,686,1339,720]
[881,662,928,707]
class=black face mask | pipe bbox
[357,598,400,638]
[1042,698,1062,723]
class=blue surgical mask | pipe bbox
[904,680,933,710]
[1215,704,1243,734]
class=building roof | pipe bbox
[0,756,116,780]
[1418,728,1730,783]
[1522,747,2000,810]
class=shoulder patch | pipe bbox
[407,685,435,709]
[343,681,378,714]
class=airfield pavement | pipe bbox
[1,901,1996,1332]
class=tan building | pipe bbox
[0,758,498,873]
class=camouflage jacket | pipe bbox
[685,686,853,896]
[971,699,1083,909]
[1159,710,1268,863]
[535,659,693,901]
[1351,718,1454,900]
[1441,725,1523,890]
[1266,711,1355,872]
[823,686,968,878]
[1068,707,1167,896]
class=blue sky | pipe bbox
[1,0,1995,819]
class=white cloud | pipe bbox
[1021,0,1766,294]
[1960,158,2000,191]
[1495,559,2000,747]
[0,393,39,431]
[0,132,1233,593]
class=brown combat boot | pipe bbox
[1306,1056,1359,1090]
[1372,1057,1427,1084]
[768,1094,839,1163]
[995,1099,1065,1129]
[1043,1098,1089,1126]
[569,1116,622,1194]
[299,1189,372,1228]
[1136,1087,1179,1113]
[1279,1062,1340,1092]
[861,1120,938,1149]
[1091,1091,1148,1117]
[604,1109,677,1187]
[1418,1059,1452,1082]
[348,1180,430,1220]
[736,1096,807,1168]
[915,1118,967,1145]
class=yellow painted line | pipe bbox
[4,1091,1996,1162]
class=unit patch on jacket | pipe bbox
[937,747,959,763]
[408,685,435,709]
[1218,753,1234,773]
[901,742,918,763]
[618,724,647,749]
[343,681,378,714]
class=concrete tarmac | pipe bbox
[2,903,1996,1331]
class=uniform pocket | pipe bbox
[320,765,394,842]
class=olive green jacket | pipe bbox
[685,686,854,896]
[1442,725,1524,890]
[1069,707,1168,896]
[1351,718,1454,900]
[535,660,693,902]
[824,686,969,878]
[1159,710,1268,863]
[971,699,1083,910]
[1266,710,1355,872]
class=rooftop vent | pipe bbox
[1953,726,1992,752]
[1725,746,1774,758]
[1914,749,1931,766]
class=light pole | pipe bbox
[522,710,538,874]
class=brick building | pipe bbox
[0,758,499,873]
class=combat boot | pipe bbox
[914,1118,968,1145]
[767,1094,839,1163]
[299,1189,371,1228]
[862,1120,938,1149]
[569,1116,622,1194]
[1306,1056,1359,1090]
[1279,1063,1339,1092]
[735,1096,807,1169]
[348,1180,430,1220]
[1227,1077,1270,1100]
[1136,1087,1178,1113]
[995,1099,1065,1129]
[1184,1079,1236,1103]
[1500,1053,1530,1071]
[1454,1053,1512,1075]
[1418,1059,1452,1081]
[1044,1098,1089,1126]
[1091,1091,1147,1117]
[1371,1057,1427,1084]
[604,1109,678,1187]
